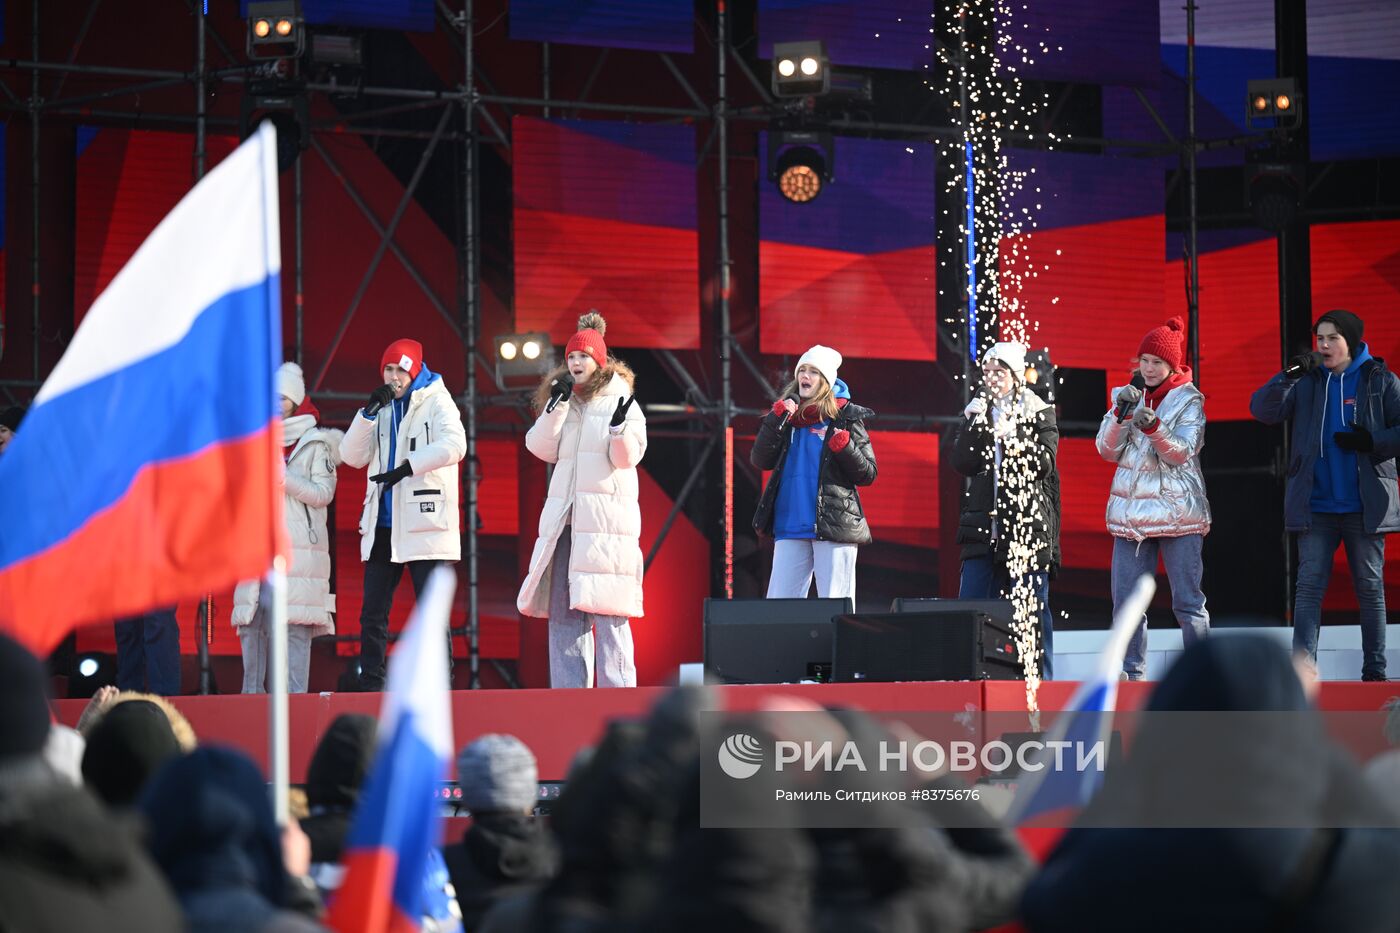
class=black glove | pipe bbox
[611,395,635,428]
[369,461,413,488]
[1286,352,1322,377]
[1334,424,1374,453]
[365,383,395,415]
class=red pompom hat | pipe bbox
[380,338,424,379]
[1137,317,1187,372]
[564,313,608,370]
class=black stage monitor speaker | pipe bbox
[890,597,1014,630]
[704,597,852,684]
[833,609,1020,682]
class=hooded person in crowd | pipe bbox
[443,734,559,929]
[300,713,376,892]
[950,341,1060,678]
[1021,636,1400,933]
[751,344,877,603]
[0,404,25,456]
[1096,317,1211,680]
[139,746,328,933]
[518,312,647,688]
[77,685,198,751]
[232,361,342,694]
[1251,309,1400,681]
[341,338,467,691]
[0,633,183,932]
[81,697,183,809]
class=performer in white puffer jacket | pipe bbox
[340,338,466,691]
[232,362,343,694]
[517,312,646,688]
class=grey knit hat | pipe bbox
[456,733,538,814]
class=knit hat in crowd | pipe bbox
[0,633,51,762]
[982,341,1027,381]
[564,311,609,370]
[380,338,424,379]
[81,699,182,808]
[456,733,538,814]
[1315,309,1364,356]
[0,406,25,432]
[1137,316,1188,372]
[276,361,307,408]
[796,345,842,389]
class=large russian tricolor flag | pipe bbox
[0,123,286,655]
[329,566,456,933]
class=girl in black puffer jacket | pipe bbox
[752,345,877,602]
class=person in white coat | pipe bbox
[340,338,466,691]
[232,362,343,693]
[517,312,646,688]
[1096,317,1211,680]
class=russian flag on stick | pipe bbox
[329,566,456,933]
[0,123,286,655]
[1005,574,1157,827]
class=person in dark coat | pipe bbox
[949,341,1061,678]
[138,746,327,933]
[300,713,376,873]
[1020,635,1400,933]
[81,698,183,808]
[443,734,558,929]
[0,632,183,933]
[752,345,877,603]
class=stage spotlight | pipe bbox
[771,40,829,98]
[69,652,117,699]
[767,130,834,204]
[1246,159,1303,232]
[247,1,303,60]
[1245,78,1301,129]
[494,332,553,390]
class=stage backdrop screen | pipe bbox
[240,0,433,31]
[757,0,937,72]
[508,0,693,53]
[513,116,700,350]
[759,134,937,361]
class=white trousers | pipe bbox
[547,531,637,688]
[766,539,858,602]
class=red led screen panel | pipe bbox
[859,430,940,548]
[513,117,700,350]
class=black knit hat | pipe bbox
[81,700,182,807]
[1315,309,1364,356]
[0,406,24,432]
[0,633,51,761]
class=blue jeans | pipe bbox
[113,608,182,696]
[1293,511,1387,680]
[1115,535,1209,679]
[959,555,1053,680]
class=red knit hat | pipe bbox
[1137,317,1187,372]
[380,338,424,379]
[564,311,608,369]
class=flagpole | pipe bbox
[269,556,290,825]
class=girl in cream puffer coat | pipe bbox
[517,313,646,688]
[232,363,342,694]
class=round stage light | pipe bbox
[800,56,820,76]
[499,341,518,361]
[777,58,796,77]
[253,18,272,38]
[79,657,99,678]
[779,164,822,203]
[522,340,541,360]
[1251,94,1269,113]
[275,17,294,37]
[1274,93,1292,111]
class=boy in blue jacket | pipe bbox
[1251,309,1400,680]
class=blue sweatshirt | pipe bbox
[374,364,440,528]
[1310,344,1370,514]
[772,379,851,541]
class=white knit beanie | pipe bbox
[982,342,1027,381]
[277,361,306,408]
[795,345,842,389]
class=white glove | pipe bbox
[964,397,988,419]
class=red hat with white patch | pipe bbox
[380,338,424,379]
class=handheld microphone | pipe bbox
[545,374,574,414]
[1284,351,1323,378]
[777,395,801,430]
[1115,373,1147,424]
[365,400,385,418]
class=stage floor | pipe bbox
[53,680,1396,783]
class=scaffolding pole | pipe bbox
[462,0,482,690]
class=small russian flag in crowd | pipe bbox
[0,123,287,654]
[329,566,457,933]
[1005,574,1156,826]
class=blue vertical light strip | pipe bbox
[964,139,978,361]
